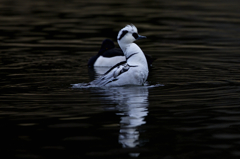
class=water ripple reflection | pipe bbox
[89,86,150,156]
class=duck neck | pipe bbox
[118,42,148,68]
[118,42,130,55]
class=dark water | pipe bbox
[1,0,240,158]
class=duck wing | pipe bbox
[90,61,130,86]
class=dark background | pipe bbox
[1,0,240,158]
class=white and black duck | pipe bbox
[88,24,149,87]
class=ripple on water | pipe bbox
[71,82,164,89]
[1,0,240,158]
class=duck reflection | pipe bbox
[96,86,149,156]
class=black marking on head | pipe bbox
[132,33,138,39]
[118,30,128,41]
[126,53,138,60]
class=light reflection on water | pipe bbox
[91,86,149,156]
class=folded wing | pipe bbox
[90,63,130,86]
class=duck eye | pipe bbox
[132,33,138,39]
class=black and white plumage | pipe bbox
[87,39,125,68]
[87,39,155,69]
[88,24,149,87]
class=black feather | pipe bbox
[118,30,128,41]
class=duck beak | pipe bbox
[137,35,147,40]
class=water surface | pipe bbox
[1,0,240,158]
